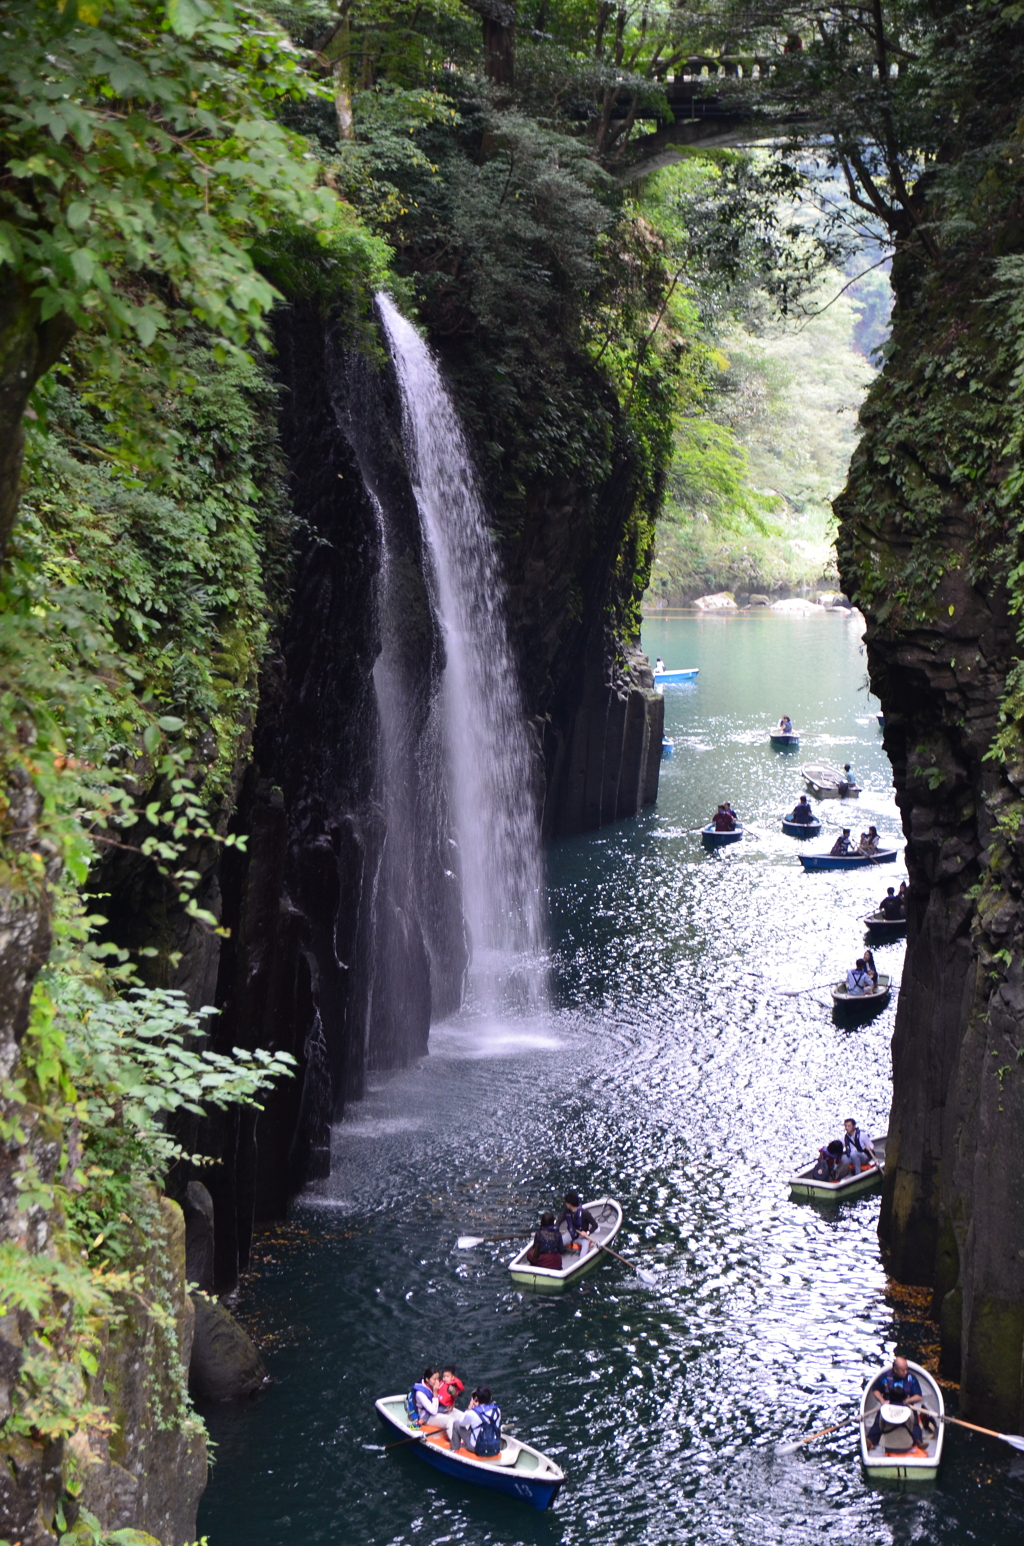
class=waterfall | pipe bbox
[376,294,545,1011]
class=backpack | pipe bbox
[473,1402,502,1457]
[406,1382,432,1426]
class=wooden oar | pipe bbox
[457,1230,533,1248]
[580,1234,658,1287]
[780,981,837,997]
[777,1415,858,1455]
[385,1425,447,1450]
[942,1414,1024,1452]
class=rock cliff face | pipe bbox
[836,214,1024,1428]
[183,301,661,1287]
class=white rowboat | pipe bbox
[860,1360,945,1480]
[375,1395,565,1509]
[789,1134,887,1201]
[508,1198,623,1291]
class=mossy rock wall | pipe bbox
[835,174,1024,1429]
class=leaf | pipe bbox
[65,201,91,231]
[165,0,208,39]
[156,715,184,732]
[142,723,162,753]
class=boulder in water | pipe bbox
[770,598,825,615]
[747,593,771,608]
[189,1295,268,1402]
[694,592,737,611]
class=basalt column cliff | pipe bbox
[835,150,1024,1426]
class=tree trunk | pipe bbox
[0,276,74,564]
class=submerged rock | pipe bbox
[189,1296,268,1403]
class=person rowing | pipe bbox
[830,827,855,856]
[448,1387,503,1458]
[845,958,875,995]
[878,886,905,920]
[865,1356,933,1449]
[787,794,815,824]
[841,1118,876,1173]
[556,1191,598,1253]
[713,804,737,832]
[778,715,793,734]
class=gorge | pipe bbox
[3,2,1024,1544]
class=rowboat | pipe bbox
[782,817,821,838]
[375,1395,565,1510]
[877,713,885,727]
[653,667,699,684]
[661,737,674,758]
[701,823,744,848]
[789,1133,887,1201]
[864,910,906,939]
[508,1198,622,1291]
[860,1360,945,1480]
[831,973,892,1013]
[799,849,897,871]
[801,762,861,797]
[770,731,800,748]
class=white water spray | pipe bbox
[376,294,544,1010]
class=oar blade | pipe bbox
[1000,1432,1024,1452]
[776,1439,803,1456]
[456,1235,485,1249]
[636,1268,659,1287]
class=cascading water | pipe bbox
[376,293,545,1011]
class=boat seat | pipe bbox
[880,1424,915,1452]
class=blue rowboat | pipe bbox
[799,849,897,871]
[653,667,699,684]
[702,822,743,848]
[863,910,906,940]
[661,738,674,759]
[376,1396,564,1510]
[782,817,821,838]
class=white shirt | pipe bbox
[415,1387,440,1422]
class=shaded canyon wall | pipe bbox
[836,201,1024,1428]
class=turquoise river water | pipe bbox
[198,612,1024,1546]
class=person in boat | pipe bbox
[437,1367,465,1413]
[655,657,665,674]
[845,958,874,995]
[557,1191,599,1252]
[840,763,857,787]
[777,715,793,734]
[863,948,878,986]
[811,1139,844,1181]
[878,886,905,920]
[840,1118,876,1174]
[787,795,815,824]
[407,1368,445,1429]
[865,1356,930,1449]
[830,828,855,856]
[526,1211,564,1269]
[859,825,880,854]
[713,804,737,832]
[448,1386,503,1458]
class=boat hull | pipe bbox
[799,850,897,871]
[702,824,743,848]
[770,733,800,748]
[376,1398,564,1511]
[782,818,821,838]
[859,1359,944,1482]
[789,1136,887,1200]
[509,1199,622,1291]
[864,911,906,939]
[653,668,698,684]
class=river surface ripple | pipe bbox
[199,614,1024,1545]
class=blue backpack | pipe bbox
[473,1402,502,1457]
[406,1382,432,1426]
